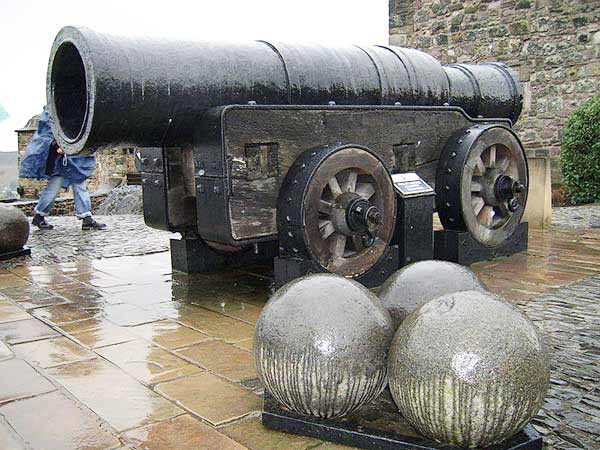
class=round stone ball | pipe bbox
[388,290,549,448]
[0,205,29,254]
[379,260,486,328]
[254,273,394,418]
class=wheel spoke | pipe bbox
[478,205,494,227]
[471,179,482,193]
[342,170,358,193]
[498,201,512,218]
[471,196,485,215]
[355,183,375,199]
[330,233,347,258]
[474,157,486,176]
[497,156,510,172]
[319,220,335,239]
[328,176,342,197]
[351,234,364,252]
[318,200,333,215]
[485,145,497,168]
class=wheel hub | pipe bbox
[346,197,382,233]
[329,193,382,248]
[494,175,524,203]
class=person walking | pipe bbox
[19,106,106,230]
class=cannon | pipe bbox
[47,27,528,286]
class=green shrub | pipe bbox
[560,94,600,205]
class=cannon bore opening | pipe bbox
[51,42,88,141]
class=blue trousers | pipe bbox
[34,176,92,218]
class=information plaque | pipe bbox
[392,172,434,198]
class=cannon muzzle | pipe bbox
[47,27,522,155]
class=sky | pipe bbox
[0,0,389,152]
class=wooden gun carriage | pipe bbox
[47,27,528,286]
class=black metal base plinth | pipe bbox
[262,390,542,450]
[274,245,399,289]
[0,247,31,261]
[434,222,528,266]
[170,238,277,274]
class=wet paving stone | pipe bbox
[57,317,107,334]
[0,284,54,301]
[0,318,60,344]
[0,273,30,289]
[155,372,261,426]
[0,340,13,360]
[13,336,96,368]
[47,358,183,432]
[15,295,70,311]
[70,321,137,349]
[0,416,29,450]
[0,390,121,450]
[101,303,166,327]
[0,358,56,404]
[69,271,130,289]
[51,259,98,275]
[190,297,264,325]
[50,286,122,309]
[164,304,255,344]
[177,339,257,383]
[9,266,78,286]
[121,414,245,450]
[0,301,31,324]
[33,303,99,325]
[233,339,253,352]
[104,283,177,306]
[128,320,211,350]
[96,339,202,386]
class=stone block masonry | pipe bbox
[390,0,600,188]
[16,118,137,199]
[11,194,107,217]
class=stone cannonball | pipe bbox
[388,290,549,448]
[254,274,394,418]
[0,205,29,254]
[379,260,486,328]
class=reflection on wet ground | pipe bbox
[0,223,598,449]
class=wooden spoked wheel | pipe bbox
[436,125,528,248]
[278,144,396,277]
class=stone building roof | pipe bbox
[15,114,40,132]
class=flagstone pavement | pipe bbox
[0,215,598,450]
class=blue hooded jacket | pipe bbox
[19,107,95,188]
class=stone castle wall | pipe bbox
[13,195,107,217]
[16,128,137,199]
[389,0,599,189]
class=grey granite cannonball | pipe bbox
[0,205,29,254]
[379,260,487,328]
[254,273,394,418]
[388,290,549,448]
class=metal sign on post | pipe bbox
[391,172,434,266]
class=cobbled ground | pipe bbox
[517,277,600,450]
[552,204,600,229]
[4,215,177,268]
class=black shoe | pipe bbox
[32,214,54,229]
[82,217,107,230]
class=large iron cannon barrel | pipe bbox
[47,26,522,155]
